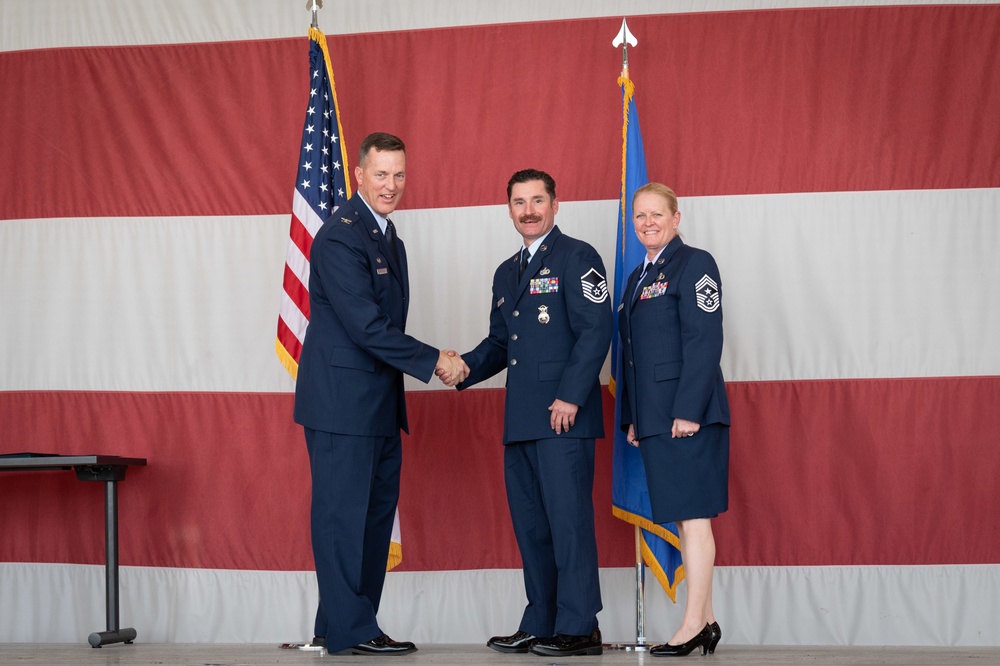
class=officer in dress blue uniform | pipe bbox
[454,169,612,657]
[294,133,466,657]
[618,183,730,658]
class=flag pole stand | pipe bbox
[605,525,649,651]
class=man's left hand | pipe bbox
[548,399,579,435]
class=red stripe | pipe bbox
[281,262,310,321]
[2,5,998,221]
[1,378,997,570]
[288,212,314,262]
[276,316,303,362]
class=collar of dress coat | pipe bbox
[641,244,668,276]
[520,226,557,263]
[357,192,389,235]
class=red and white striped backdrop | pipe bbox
[2,0,999,644]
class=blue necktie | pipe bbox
[385,219,400,264]
[633,262,650,301]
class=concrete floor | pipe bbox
[0,643,998,665]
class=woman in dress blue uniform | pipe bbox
[618,183,730,657]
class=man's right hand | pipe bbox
[435,350,469,387]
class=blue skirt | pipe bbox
[638,424,730,523]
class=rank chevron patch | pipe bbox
[695,274,720,312]
[581,268,608,303]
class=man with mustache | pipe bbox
[444,169,612,656]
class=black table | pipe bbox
[0,454,147,647]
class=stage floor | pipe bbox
[0,643,997,665]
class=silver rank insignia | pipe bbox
[341,217,353,224]
[580,268,609,303]
[695,274,721,312]
[537,305,550,324]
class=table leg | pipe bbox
[84,475,137,647]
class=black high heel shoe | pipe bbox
[708,621,721,654]
[650,624,713,657]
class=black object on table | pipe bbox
[0,453,147,647]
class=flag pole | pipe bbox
[307,0,322,29]
[605,18,647,652]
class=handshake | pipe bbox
[435,349,469,387]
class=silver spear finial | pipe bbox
[612,18,638,79]
[306,0,323,29]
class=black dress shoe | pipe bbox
[529,628,602,656]
[350,633,417,656]
[311,636,326,648]
[486,630,539,653]
[708,621,721,654]
[650,624,712,657]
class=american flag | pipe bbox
[276,27,351,378]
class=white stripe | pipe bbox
[7,1,990,52]
[282,228,311,298]
[292,188,325,239]
[3,189,997,392]
[278,291,309,346]
[3,563,997,645]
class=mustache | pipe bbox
[518,214,542,224]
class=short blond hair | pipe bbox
[633,182,678,214]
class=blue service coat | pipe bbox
[293,193,440,651]
[458,226,612,441]
[294,192,439,435]
[618,235,730,439]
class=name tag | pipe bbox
[530,277,559,294]
[640,282,668,300]
[376,267,388,275]
[496,296,504,307]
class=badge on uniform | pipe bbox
[377,267,388,275]
[496,296,505,308]
[530,277,559,294]
[580,268,608,303]
[640,282,668,300]
[695,274,720,312]
[537,305,550,324]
